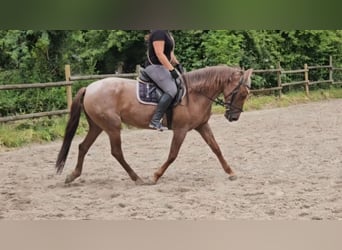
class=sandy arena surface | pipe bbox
[1,99,342,220]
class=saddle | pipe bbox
[136,68,186,129]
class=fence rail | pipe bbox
[70,73,138,81]
[1,56,341,123]
[0,110,69,123]
[250,56,342,96]
[0,66,140,123]
[0,81,71,90]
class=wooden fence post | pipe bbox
[277,62,282,96]
[329,55,333,84]
[65,64,72,110]
[304,63,309,96]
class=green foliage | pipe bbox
[1,30,342,81]
[0,30,69,82]
[62,30,146,74]
[201,30,244,66]
[0,29,342,120]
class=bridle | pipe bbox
[201,76,248,115]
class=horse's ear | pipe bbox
[245,69,253,79]
[244,69,253,88]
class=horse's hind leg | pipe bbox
[65,119,102,184]
[107,129,144,185]
[196,123,237,180]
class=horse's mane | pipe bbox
[182,65,241,93]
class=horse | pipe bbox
[55,65,253,185]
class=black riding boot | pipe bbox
[149,93,173,131]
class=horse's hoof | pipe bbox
[229,175,237,181]
[147,179,157,185]
[65,174,75,184]
[135,178,145,186]
[135,178,156,186]
[139,177,157,186]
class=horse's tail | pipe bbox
[55,87,86,174]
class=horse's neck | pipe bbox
[189,80,223,100]
[185,67,227,100]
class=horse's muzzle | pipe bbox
[225,110,240,122]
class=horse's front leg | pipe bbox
[152,129,188,184]
[196,123,237,180]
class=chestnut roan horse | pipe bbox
[56,65,252,185]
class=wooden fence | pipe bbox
[0,57,341,123]
[251,56,342,96]
[0,81,72,122]
[0,65,140,122]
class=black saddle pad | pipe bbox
[136,81,160,105]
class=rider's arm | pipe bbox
[152,40,175,71]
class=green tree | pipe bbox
[61,30,146,75]
[201,30,244,66]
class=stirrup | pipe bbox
[149,121,168,131]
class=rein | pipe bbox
[200,77,246,113]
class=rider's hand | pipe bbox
[170,69,179,80]
[170,69,181,87]
[175,64,185,73]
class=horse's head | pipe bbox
[223,69,252,122]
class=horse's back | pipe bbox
[86,77,135,96]
[83,77,136,117]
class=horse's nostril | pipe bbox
[229,115,239,122]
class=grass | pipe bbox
[1,87,342,150]
[0,114,88,150]
[212,86,342,113]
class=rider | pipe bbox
[145,30,184,131]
